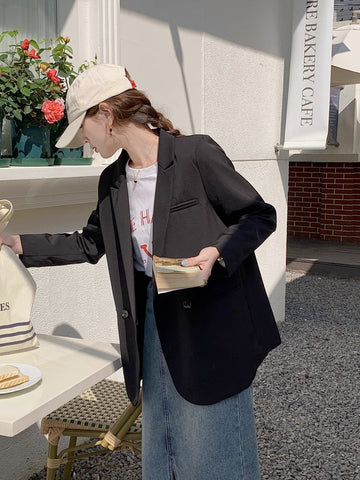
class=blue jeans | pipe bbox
[142,286,260,480]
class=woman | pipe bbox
[0,64,281,479]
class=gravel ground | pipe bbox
[255,270,359,480]
[29,270,360,480]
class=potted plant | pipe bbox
[0,30,90,166]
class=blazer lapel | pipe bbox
[153,130,176,255]
[108,129,176,306]
[110,151,136,314]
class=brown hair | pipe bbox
[86,71,181,136]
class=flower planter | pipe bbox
[1,31,84,167]
[10,157,54,166]
[11,122,53,166]
[0,158,11,168]
[53,156,92,165]
[0,117,10,167]
[51,125,92,165]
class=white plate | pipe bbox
[0,363,42,394]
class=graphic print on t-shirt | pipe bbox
[130,207,153,266]
[126,162,158,277]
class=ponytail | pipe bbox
[87,87,181,137]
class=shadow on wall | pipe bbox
[53,323,82,338]
[120,0,292,58]
[119,0,293,199]
[168,22,195,134]
[120,0,293,134]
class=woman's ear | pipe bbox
[98,102,113,121]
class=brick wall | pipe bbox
[287,162,360,243]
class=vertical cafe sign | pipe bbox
[284,0,333,150]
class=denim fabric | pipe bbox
[142,285,260,480]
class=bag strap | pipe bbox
[0,199,14,234]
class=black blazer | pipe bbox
[20,130,281,405]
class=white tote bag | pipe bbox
[0,199,39,353]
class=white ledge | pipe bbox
[0,165,108,210]
[0,165,106,180]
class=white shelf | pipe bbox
[0,165,108,210]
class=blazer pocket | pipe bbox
[170,198,199,212]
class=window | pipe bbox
[0,0,57,41]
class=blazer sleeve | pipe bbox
[195,135,276,276]
[20,206,105,268]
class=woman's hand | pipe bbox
[182,246,221,284]
[0,234,23,255]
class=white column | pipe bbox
[98,0,121,63]
[56,0,121,68]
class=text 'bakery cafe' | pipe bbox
[301,0,319,126]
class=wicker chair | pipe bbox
[40,379,142,480]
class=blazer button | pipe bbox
[182,300,192,309]
[121,310,129,319]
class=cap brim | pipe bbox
[55,112,86,148]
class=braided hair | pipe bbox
[86,71,181,137]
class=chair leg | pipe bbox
[62,436,77,480]
[46,440,59,480]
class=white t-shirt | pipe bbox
[125,161,158,277]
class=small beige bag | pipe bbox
[0,199,39,353]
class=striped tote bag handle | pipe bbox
[0,199,14,234]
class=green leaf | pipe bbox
[0,30,18,44]
[24,105,32,114]
[52,45,62,54]
[37,47,50,54]
[20,86,31,96]
[17,76,25,89]
[13,109,23,120]
[29,39,40,50]
[57,68,67,78]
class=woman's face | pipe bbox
[82,111,119,159]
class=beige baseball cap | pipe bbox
[56,64,135,148]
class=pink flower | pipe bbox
[25,48,41,59]
[21,39,30,50]
[46,68,61,83]
[41,99,64,124]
